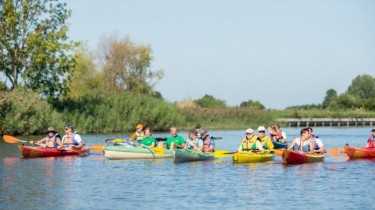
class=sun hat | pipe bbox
[245,128,254,134]
[47,127,56,133]
[257,126,266,132]
[136,124,143,129]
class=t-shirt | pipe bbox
[165,135,186,149]
[141,137,156,146]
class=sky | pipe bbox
[64,0,375,109]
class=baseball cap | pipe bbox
[200,129,208,135]
[372,128,375,132]
[136,124,143,129]
[245,128,254,134]
[257,126,266,132]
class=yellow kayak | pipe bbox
[232,151,274,163]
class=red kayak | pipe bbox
[18,145,89,158]
[282,149,324,164]
[344,146,375,159]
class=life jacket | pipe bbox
[44,133,60,148]
[186,138,199,150]
[241,136,259,150]
[270,130,283,141]
[293,138,310,152]
[367,135,375,147]
[135,131,145,141]
[202,135,215,152]
[62,132,80,146]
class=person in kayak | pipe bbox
[185,129,199,150]
[257,126,274,150]
[160,126,186,150]
[29,127,63,149]
[200,129,215,153]
[141,127,156,148]
[306,127,325,153]
[237,128,263,151]
[288,128,310,152]
[130,123,145,143]
[268,124,288,143]
[62,124,84,150]
[365,128,375,147]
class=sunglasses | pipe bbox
[246,133,253,135]
[48,131,54,133]
[259,131,265,133]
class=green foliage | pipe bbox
[322,89,337,109]
[347,74,375,99]
[0,0,77,100]
[240,99,265,110]
[0,87,63,135]
[53,91,184,133]
[98,35,163,97]
[286,104,322,110]
[194,94,226,108]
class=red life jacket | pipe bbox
[270,130,283,141]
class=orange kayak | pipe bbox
[344,146,375,159]
[282,149,324,164]
[18,145,89,158]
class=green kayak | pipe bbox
[173,149,215,163]
[104,145,172,160]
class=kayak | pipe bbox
[282,149,324,164]
[344,146,375,159]
[104,145,172,160]
[18,145,89,158]
[272,141,288,149]
[233,151,274,163]
[173,149,215,163]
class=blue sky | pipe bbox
[64,0,375,109]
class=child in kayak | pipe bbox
[185,129,199,151]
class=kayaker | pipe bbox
[288,128,310,152]
[29,127,63,149]
[237,128,263,151]
[366,128,375,147]
[306,127,325,153]
[130,123,145,143]
[268,124,288,143]
[200,129,215,153]
[162,126,186,150]
[257,126,274,150]
[62,124,84,150]
[195,123,202,138]
[185,129,199,150]
[141,127,156,148]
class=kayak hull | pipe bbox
[173,149,215,163]
[282,149,324,164]
[104,146,172,160]
[18,145,89,158]
[344,146,375,159]
[233,151,274,163]
[272,141,288,149]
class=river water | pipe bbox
[1,127,374,210]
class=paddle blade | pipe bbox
[214,150,234,158]
[326,148,341,156]
[274,149,283,156]
[3,135,25,143]
[112,138,124,143]
[90,144,104,152]
[151,147,164,154]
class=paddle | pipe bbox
[89,144,105,152]
[3,135,28,143]
[326,148,346,156]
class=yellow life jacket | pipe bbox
[241,135,259,150]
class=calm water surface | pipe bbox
[1,127,374,209]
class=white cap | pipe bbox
[257,126,266,131]
[245,128,254,134]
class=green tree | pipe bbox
[322,89,337,109]
[239,99,265,110]
[0,0,76,99]
[194,94,226,108]
[98,35,163,97]
[347,74,375,99]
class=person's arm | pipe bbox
[56,136,63,149]
[288,139,296,150]
[29,137,45,145]
[73,134,83,149]
[130,133,136,141]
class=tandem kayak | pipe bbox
[272,141,288,149]
[282,149,324,164]
[233,151,274,163]
[344,146,375,159]
[104,145,172,160]
[18,145,89,158]
[173,149,215,163]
